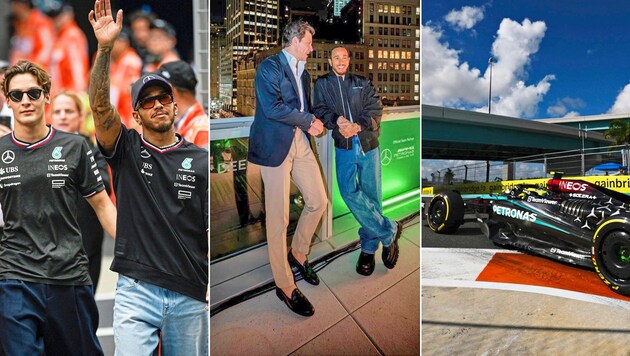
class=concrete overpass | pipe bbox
[537,112,630,133]
[422,105,613,161]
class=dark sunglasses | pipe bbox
[137,93,174,110]
[7,88,45,103]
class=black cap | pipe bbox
[158,61,198,93]
[43,0,71,17]
[150,19,176,39]
[131,73,173,110]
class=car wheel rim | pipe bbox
[429,200,446,228]
[600,230,630,281]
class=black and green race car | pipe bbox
[426,172,630,296]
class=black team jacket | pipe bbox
[313,71,383,153]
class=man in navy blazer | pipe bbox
[248,20,327,317]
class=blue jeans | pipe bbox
[335,140,397,254]
[0,280,103,355]
[113,274,208,356]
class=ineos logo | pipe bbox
[2,151,15,164]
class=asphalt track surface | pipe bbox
[421,209,630,354]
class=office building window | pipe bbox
[369,50,374,58]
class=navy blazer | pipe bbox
[248,52,314,167]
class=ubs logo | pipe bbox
[182,158,193,169]
[52,146,63,159]
[2,150,14,164]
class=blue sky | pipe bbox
[422,1,630,181]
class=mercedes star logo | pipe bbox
[2,150,15,164]
[381,148,392,166]
[140,148,151,159]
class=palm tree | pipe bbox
[605,119,630,145]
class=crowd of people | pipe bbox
[0,0,209,354]
[5,0,208,147]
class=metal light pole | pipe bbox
[488,57,495,114]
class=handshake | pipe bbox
[337,116,361,139]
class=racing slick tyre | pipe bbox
[592,218,630,297]
[426,191,464,234]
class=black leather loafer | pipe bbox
[275,287,314,317]
[356,251,375,276]
[382,221,403,269]
[288,250,320,285]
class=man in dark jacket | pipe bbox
[314,46,402,276]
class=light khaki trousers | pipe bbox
[260,129,328,289]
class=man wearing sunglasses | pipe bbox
[0,59,117,355]
[88,1,208,354]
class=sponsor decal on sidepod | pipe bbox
[493,205,538,222]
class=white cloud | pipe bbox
[608,84,630,114]
[546,97,585,117]
[422,18,551,118]
[421,25,486,107]
[445,6,485,31]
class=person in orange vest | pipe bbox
[110,28,142,130]
[157,61,208,148]
[8,0,56,71]
[143,19,180,73]
[47,3,89,95]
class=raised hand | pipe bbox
[88,0,123,49]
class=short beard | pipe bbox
[140,112,175,133]
[152,121,173,133]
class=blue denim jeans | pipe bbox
[113,274,208,356]
[335,139,397,254]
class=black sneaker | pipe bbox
[356,251,375,276]
[382,221,402,269]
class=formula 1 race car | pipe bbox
[426,172,630,296]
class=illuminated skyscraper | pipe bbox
[334,0,351,17]
[225,0,280,106]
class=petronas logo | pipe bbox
[52,146,63,159]
[182,158,193,169]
